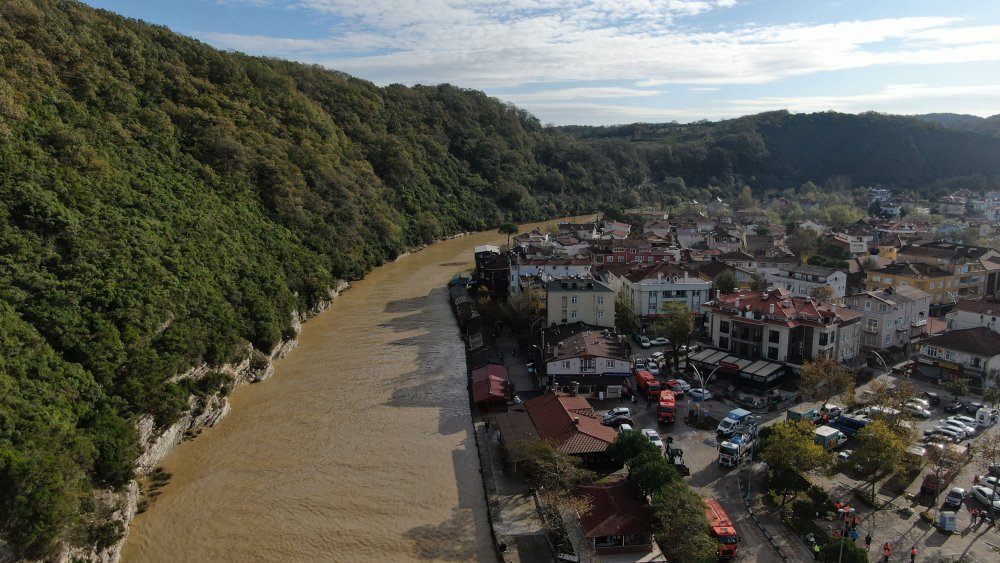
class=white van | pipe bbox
[617,423,634,434]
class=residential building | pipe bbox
[701,288,862,366]
[511,257,593,295]
[937,194,967,216]
[844,286,930,355]
[765,264,848,301]
[511,392,617,465]
[546,277,616,328]
[543,329,630,394]
[574,481,654,555]
[718,251,758,271]
[479,253,512,298]
[603,262,711,323]
[707,226,742,253]
[590,237,674,266]
[946,299,1000,333]
[915,327,1000,390]
[743,234,777,254]
[896,240,1000,300]
[865,263,952,312]
[559,222,600,240]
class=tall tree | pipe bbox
[498,222,519,247]
[509,439,596,495]
[853,420,908,502]
[760,420,830,508]
[798,359,855,410]
[649,485,718,563]
[787,228,818,261]
[653,302,694,370]
[715,270,737,295]
[809,285,837,304]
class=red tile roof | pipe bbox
[575,480,653,538]
[472,375,512,403]
[524,393,617,454]
[471,364,508,382]
[706,288,861,327]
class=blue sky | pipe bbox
[82,0,1000,126]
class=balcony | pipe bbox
[911,319,927,327]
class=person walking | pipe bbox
[812,542,821,561]
[883,542,892,563]
[910,545,918,562]
[864,532,872,551]
[971,508,979,527]
[632,393,638,406]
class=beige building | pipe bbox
[546,277,616,328]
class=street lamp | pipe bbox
[688,364,722,420]
[871,350,890,383]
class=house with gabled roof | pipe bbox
[916,327,1000,390]
[603,262,711,322]
[523,391,618,463]
[543,329,630,395]
[574,480,655,555]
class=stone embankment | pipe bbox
[59,281,350,563]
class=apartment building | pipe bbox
[844,286,930,353]
[603,262,711,323]
[546,277,616,328]
[765,264,848,301]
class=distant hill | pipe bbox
[3,0,1000,558]
[914,113,1000,139]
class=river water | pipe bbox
[121,219,572,562]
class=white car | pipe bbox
[942,418,977,436]
[906,397,931,409]
[950,414,978,427]
[604,407,632,421]
[689,388,713,401]
[836,450,853,463]
[927,426,965,442]
[976,475,1000,489]
[650,337,669,347]
[650,351,665,361]
[642,428,665,451]
[971,485,1000,511]
[902,402,931,419]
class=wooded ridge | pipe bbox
[2,0,1000,557]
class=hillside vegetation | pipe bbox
[2,0,1000,557]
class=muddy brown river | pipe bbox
[121,218,578,562]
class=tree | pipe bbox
[760,420,831,509]
[787,227,818,261]
[749,274,769,292]
[737,185,754,209]
[852,420,908,502]
[809,285,836,304]
[715,270,737,295]
[975,433,1000,519]
[943,378,970,401]
[798,359,855,410]
[630,453,680,497]
[508,439,595,495]
[818,538,869,563]
[982,386,1000,407]
[650,485,718,563]
[498,222,519,247]
[653,302,694,370]
[608,430,659,466]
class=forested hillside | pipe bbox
[915,112,1000,140]
[3,0,1000,557]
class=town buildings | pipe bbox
[545,277,616,328]
[603,262,711,324]
[915,327,1000,389]
[765,264,848,301]
[844,286,930,356]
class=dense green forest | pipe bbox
[915,112,1000,140]
[2,0,1000,556]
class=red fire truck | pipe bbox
[635,370,662,399]
[704,498,739,559]
[657,391,676,422]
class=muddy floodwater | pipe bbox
[121,218,576,562]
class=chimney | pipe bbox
[769,303,775,315]
[735,297,741,309]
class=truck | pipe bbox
[704,498,739,559]
[718,433,756,467]
[920,466,958,498]
[717,408,753,436]
[664,436,690,476]
[831,413,869,437]
[786,405,819,424]
[657,392,676,422]
[635,370,662,399]
[814,425,848,450]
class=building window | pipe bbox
[865,300,871,311]
[571,310,578,318]
[973,357,981,368]
[562,360,571,369]
[571,295,578,304]
[597,310,604,320]
[871,275,880,283]
[606,359,615,368]
[719,337,730,349]
[819,332,829,346]
[769,330,780,343]
[767,347,778,360]
[597,296,605,305]
[866,319,878,331]
[582,358,596,370]
[878,303,887,313]
[662,291,670,298]
[618,256,625,262]
[606,256,613,263]
[719,321,730,334]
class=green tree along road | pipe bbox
[4,0,1000,557]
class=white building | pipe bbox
[946,299,1000,334]
[765,265,848,301]
[510,258,593,295]
[844,286,930,352]
[603,262,711,322]
[916,327,1000,389]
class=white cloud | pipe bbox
[484,87,666,101]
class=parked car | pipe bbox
[966,401,985,414]
[971,485,1000,511]
[603,415,635,428]
[976,475,1000,489]
[923,391,941,406]
[689,388,713,401]
[648,364,661,376]
[950,414,978,426]
[943,417,977,436]
[604,407,632,420]
[821,404,843,419]
[664,380,686,397]
[907,397,931,409]
[926,426,965,443]
[675,345,690,354]
[944,401,965,414]
[944,487,967,508]
[650,337,669,346]
[836,450,854,463]
[642,428,665,451]
[650,351,665,361]
[903,402,931,419]
[675,379,692,392]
